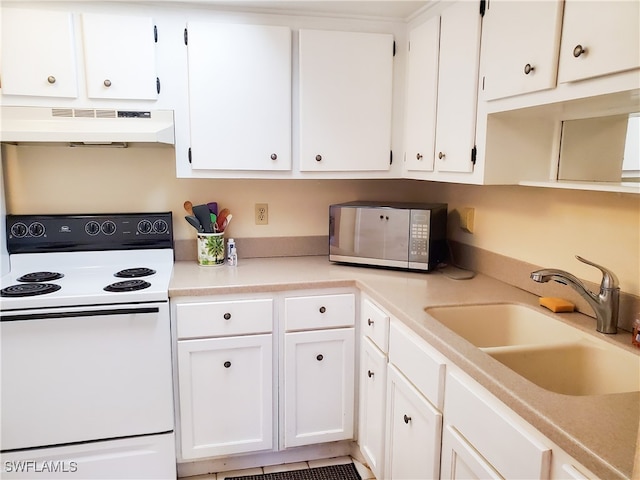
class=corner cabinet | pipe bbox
[358,296,391,479]
[299,29,394,172]
[186,23,292,171]
[0,8,159,102]
[404,0,482,178]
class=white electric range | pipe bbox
[0,213,177,479]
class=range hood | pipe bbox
[0,106,175,145]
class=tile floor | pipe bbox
[184,456,376,480]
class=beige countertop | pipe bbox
[170,256,639,480]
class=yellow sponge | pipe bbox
[539,297,575,313]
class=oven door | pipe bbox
[0,303,174,451]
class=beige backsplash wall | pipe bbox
[3,144,639,296]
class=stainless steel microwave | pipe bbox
[329,202,448,271]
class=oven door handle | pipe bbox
[1,307,160,322]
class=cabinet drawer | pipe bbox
[284,293,355,331]
[176,299,273,339]
[445,371,551,479]
[361,297,390,352]
[388,319,445,410]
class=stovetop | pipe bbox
[1,213,174,311]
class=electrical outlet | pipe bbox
[255,203,268,225]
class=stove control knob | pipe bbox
[28,222,45,237]
[137,220,153,234]
[101,220,117,235]
[153,219,169,234]
[10,222,28,238]
[85,221,100,236]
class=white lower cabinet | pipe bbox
[283,328,355,447]
[177,334,273,459]
[173,289,356,464]
[174,297,274,460]
[440,424,501,480]
[385,364,443,480]
[443,370,552,479]
[358,337,387,478]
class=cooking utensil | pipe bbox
[221,214,232,232]
[185,215,203,232]
[207,202,218,216]
[210,213,217,231]
[183,200,194,216]
[193,204,214,233]
[216,208,230,232]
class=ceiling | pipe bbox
[165,1,431,20]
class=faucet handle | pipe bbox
[575,255,619,290]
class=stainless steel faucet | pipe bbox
[530,256,620,334]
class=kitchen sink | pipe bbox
[425,303,584,348]
[425,303,640,396]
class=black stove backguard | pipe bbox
[6,213,174,254]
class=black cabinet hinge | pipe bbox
[471,146,477,165]
[154,25,158,43]
[390,150,393,165]
[393,41,396,57]
[480,0,486,16]
[188,148,192,164]
[184,28,188,46]
[156,77,161,94]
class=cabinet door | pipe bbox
[299,29,394,172]
[81,13,158,100]
[558,0,640,84]
[434,0,482,174]
[177,334,273,459]
[283,328,355,447]
[385,364,443,480]
[440,424,501,480]
[1,8,78,98]
[358,337,387,479]
[187,23,291,171]
[404,17,440,172]
[480,0,563,100]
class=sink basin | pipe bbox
[426,303,640,396]
[426,303,583,347]
[488,340,640,396]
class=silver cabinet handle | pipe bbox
[47,75,56,84]
[104,79,112,87]
[573,44,587,58]
[524,63,535,75]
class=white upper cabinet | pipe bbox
[0,8,159,102]
[404,17,440,173]
[187,23,292,171]
[1,8,79,98]
[434,0,482,174]
[404,1,482,177]
[299,29,394,172]
[81,13,159,100]
[479,0,563,100]
[557,0,640,84]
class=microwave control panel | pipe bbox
[409,210,431,264]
